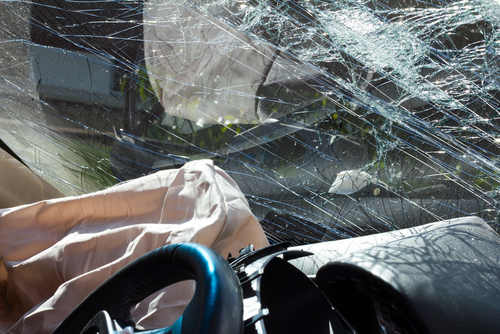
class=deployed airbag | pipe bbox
[0,160,268,334]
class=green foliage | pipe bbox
[68,140,118,190]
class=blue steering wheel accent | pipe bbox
[53,243,244,334]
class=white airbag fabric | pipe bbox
[0,160,268,333]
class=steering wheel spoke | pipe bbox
[53,243,244,334]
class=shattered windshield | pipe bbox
[1,0,499,244]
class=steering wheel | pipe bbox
[52,243,244,334]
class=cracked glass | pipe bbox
[1,0,499,244]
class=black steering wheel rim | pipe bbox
[52,243,244,334]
